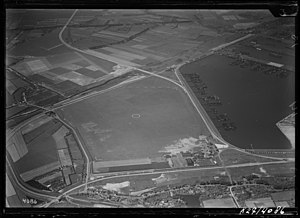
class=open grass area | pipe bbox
[58,76,210,165]
[86,167,227,194]
[227,162,295,181]
[219,148,281,166]
[9,29,73,57]
[262,162,295,175]
[77,52,116,73]
[245,148,295,158]
[10,50,116,99]
[202,198,236,208]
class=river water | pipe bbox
[180,54,294,149]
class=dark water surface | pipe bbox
[180,54,294,149]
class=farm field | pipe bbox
[6,109,43,129]
[57,76,210,164]
[9,29,73,57]
[232,36,295,69]
[14,120,61,174]
[6,9,295,208]
[202,198,236,208]
[75,52,116,73]
[10,51,115,98]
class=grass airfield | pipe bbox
[58,76,210,163]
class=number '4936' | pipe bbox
[22,198,37,205]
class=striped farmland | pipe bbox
[7,131,28,161]
[6,174,16,197]
[93,158,151,173]
[6,143,20,162]
[58,149,72,166]
[52,125,69,149]
[20,161,61,182]
[37,170,63,184]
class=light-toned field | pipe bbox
[202,198,237,208]
[277,124,295,149]
[227,162,295,180]
[19,161,61,182]
[87,49,141,67]
[11,51,111,93]
[219,148,280,165]
[58,76,210,163]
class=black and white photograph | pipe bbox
[5,7,296,212]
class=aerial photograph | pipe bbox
[6,9,295,209]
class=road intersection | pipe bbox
[6,9,294,208]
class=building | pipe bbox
[215,143,228,149]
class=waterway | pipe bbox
[180,54,294,149]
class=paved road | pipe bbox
[51,75,147,110]
[228,183,272,208]
[43,159,292,207]
[58,12,285,165]
[6,155,58,201]
[54,114,90,192]
[7,10,295,207]
[6,64,162,206]
[65,194,121,207]
[40,10,295,206]
[229,186,240,208]
[57,8,288,163]
[174,65,294,162]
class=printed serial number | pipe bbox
[22,198,38,205]
[240,206,285,215]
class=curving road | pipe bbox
[7,9,294,207]
[174,64,294,162]
[6,155,58,201]
[43,159,292,207]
